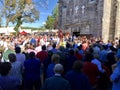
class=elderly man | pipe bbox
[43,64,71,90]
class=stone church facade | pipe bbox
[58,0,120,42]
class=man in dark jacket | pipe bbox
[43,64,71,90]
[24,52,41,90]
[65,61,91,90]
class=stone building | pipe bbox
[58,0,120,42]
[102,0,120,42]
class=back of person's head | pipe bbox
[15,47,21,53]
[77,44,82,50]
[66,42,70,48]
[73,61,83,72]
[74,48,79,54]
[51,54,60,64]
[8,53,16,63]
[89,48,94,53]
[59,46,65,52]
[48,50,53,57]
[115,37,118,40]
[29,52,35,58]
[54,64,63,74]
[102,45,108,50]
[109,45,117,52]
[52,43,56,48]
[80,44,82,48]
[0,62,11,76]
[93,43,97,47]
[42,45,46,50]
[69,49,74,56]
[94,54,99,59]
[84,53,94,62]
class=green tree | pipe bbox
[45,5,58,29]
[52,5,58,18]
[52,5,58,29]
[45,16,55,29]
[0,0,40,34]
[40,26,46,31]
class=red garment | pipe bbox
[58,30,63,38]
[36,50,48,63]
[74,53,82,60]
[37,38,40,43]
[82,62,100,86]
[97,64,111,89]
[102,64,110,80]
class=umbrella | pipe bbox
[20,31,27,35]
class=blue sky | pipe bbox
[22,0,58,28]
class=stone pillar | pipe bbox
[102,0,112,43]
[98,0,104,38]
[115,0,120,38]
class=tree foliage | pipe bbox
[0,0,41,34]
[45,16,55,29]
[52,5,58,19]
[45,5,58,30]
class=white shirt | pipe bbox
[35,46,41,52]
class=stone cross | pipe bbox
[75,6,79,14]
[82,5,85,14]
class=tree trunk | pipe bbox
[14,16,22,35]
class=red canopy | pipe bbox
[20,31,27,35]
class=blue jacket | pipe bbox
[46,63,55,78]
[24,58,41,82]
[43,75,71,90]
[0,75,20,90]
[110,61,120,90]
[65,55,77,72]
[65,70,91,90]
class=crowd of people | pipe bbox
[0,32,119,90]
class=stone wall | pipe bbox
[58,0,120,42]
[102,0,120,42]
[102,0,112,42]
[58,0,104,37]
[115,0,120,38]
